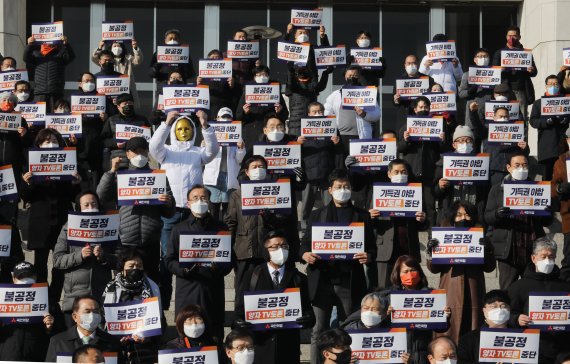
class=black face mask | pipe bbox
[102,62,115,73]
[416,110,430,116]
[170,79,184,85]
[125,268,144,282]
[121,105,133,116]
[454,219,474,228]
[332,350,352,364]
[346,77,359,86]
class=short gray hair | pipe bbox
[360,292,385,308]
[0,92,16,104]
[532,237,557,256]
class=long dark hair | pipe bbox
[390,255,429,288]
[443,200,479,227]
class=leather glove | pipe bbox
[426,238,439,257]
[232,319,253,330]
[345,156,358,168]
[558,182,570,195]
[293,167,305,183]
[295,314,315,328]
[546,117,556,126]
[496,206,512,218]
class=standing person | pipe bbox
[165,185,232,342]
[234,230,315,364]
[552,130,570,280]
[393,55,435,127]
[371,159,427,289]
[419,34,463,93]
[529,74,569,181]
[351,30,387,87]
[283,24,329,80]
[149,110,219,308]
[491,26,537,121]
[149,29,195,84]
[20,129,81,301]
[300,169,376,364]
[24,35,75,112]
[92,39,143,109]
[225,29,261,107]
[507,238,570,364]
[53,191,116,328]
[45,295,121,363]
[97,137,175,284]
[203,108,246,220]
[197,49,236,119]
[484,151,552,289]
[102,247,162,364]
[426,201,496,343]
[458,48,494,128]
[0,91,31,182]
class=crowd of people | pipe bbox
[0,14,570,364]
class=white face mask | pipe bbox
[14,277,36,285]
[82,82,96,93]
[267,130,284,142]
[332,188,351,203]
[248,167,266,181]
[510,167,528,181]
[405,65,418,76]
[255,76,269,84]
[361,310,382,327]
[495,95,508,102]
[390,174,408,184]
[130,154,148,168]
[190,201,209,216]
[456,142,473,154]
[495,117,509,122]
[536,258,555,274]
[16,92,29,102]
[166,40,179,45]
[436,360,457,364]
[269,248,289,266]
[296,34,309,43]
[234,349,255,364]
[41,142,59,149]
[183,323,205,338]
[486,308,510,325]
[82,208,99,213]
[357,39,370,48]
[77,312,101,332]
[3,67,15,72]
[475,57,489,67]
[112,47,123,56]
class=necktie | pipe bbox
[82,336,91,345]
[272,270,280,288]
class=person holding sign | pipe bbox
[393,55,435,126]
[552,130,570,278]
[284,23,329,81]
[45,294,121,362]
[457,289,513,364]
[148,29,195,84]
[165,304,222,355]
[97,136,175,284]
[426,337,457,364]
[370,159,427,289]
[419,34,463,93]
[94,49,127,117]
[491,26,537,121]
[53,190,117,328]
[300,168,376,364]
[21,128,81,301]
[426,201,496,343]
[458,48,495,127]
[351,30,387,87]
[1,56,16,71]
[0,91,32,183]
[529,74,570,181]
[507,237,570,363]
[24,34,75,112]
[166,184,232,342]
[92,39,143,109]
[197,49,236,120]
[484,152,552,289]
[101,247,163,364]
[433,126,488,225]
[148,70,184,127]
[341,292,390,331]
[234,230,315,364]
[100,93,151,173]
[235,65,289,148]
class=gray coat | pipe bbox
[53,223,117,312]
[96,169,175,247]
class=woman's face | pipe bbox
[184,316,204,325]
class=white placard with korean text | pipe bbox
[372,183,423,217]
[243,288,302,330]
[28,147,77,181]
[104,297,162,337]
[66,211,120,247]
[178,231,232,264]
[0,282,49,324]
[479,327,540,363]
[503,181,551,216]
[311,223,365,260]
[240,179,292,215]
[116,170,167,206]
[390,290,447,330]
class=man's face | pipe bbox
[263,118,284,136]
[165,33,179,44]
[126,148,149,160]
[531,248,556,265]
[506,30,520,45]
[245,160,266,178]
[546,78,560,90]
[494,109,509,121]
[323,346,352,364]
[328,179,351,197]
[99,54,113,67]
[474,51,489,63]
[225,337,254,362]
[382,132,397,139]
[175,118,194,141]
[308,105,324,116]
[15,84,29,94]
[387,163,407,179]
[414,101,430,114]
[79,194,98,212]
[345,69,360,82]
[187,187,209,206]
[361,298,382,314]
[72,298,99,323]
[483,300,509,316]
[452,136,473,151]
[404,56,418,70]
[1,59,15,71]
[506,155,528,174]
[234,32,247,41]
[81,74,95,85]
[76,347,105,364]
[428,340,457,364]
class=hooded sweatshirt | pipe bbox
[149,116,219,207]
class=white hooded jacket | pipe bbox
[149,116,219,208]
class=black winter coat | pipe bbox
[24,43,76,95]
[492,45,537,105]
[45,326,122,363]
[529,97,569,162]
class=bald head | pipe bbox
[427,336,457,364]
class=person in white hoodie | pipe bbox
[203,107,246,220]
[149,110,219,309]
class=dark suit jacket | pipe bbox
[45,326,122,363]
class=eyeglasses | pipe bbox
[266,126,285,132]
[266,244,289,251]
[232,345,254,351]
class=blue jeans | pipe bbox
[159,211,187,309]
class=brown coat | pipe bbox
[427,243,496,343]
[552,152,570,233]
